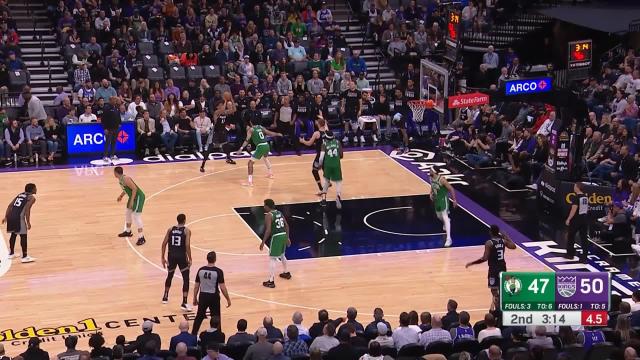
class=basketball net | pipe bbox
[407,100,431,123]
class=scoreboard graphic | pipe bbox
[501,272,610,326]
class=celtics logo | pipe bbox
[504,276,522,296]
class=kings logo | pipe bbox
[557,276,577,298]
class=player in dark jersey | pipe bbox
[340,81,362,145]
[293,93,314,140]
[3,183,37,263]
[390,89,409,154]
[161,213,193,311]
[200,101,238,172]
[465,225,516,310]
[299,116,330,194]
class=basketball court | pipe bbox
[0,149,545,353]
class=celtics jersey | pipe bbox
[323,139,341,168]
[269,209,287,257]
[119,176,144,198]
[431,174,449,212]
[250,125,268,146]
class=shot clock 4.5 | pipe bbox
[501,272,610,326]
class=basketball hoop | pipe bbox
[407,99,434,123]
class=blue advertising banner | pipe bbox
[505,77,553,96]
[66,122,136,155]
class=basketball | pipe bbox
[426,99,435,109]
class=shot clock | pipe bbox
[501,272,610,326]
[568,39,593,70]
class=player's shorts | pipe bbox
[434,199,449,213]
[269,232,287,257]
[323,165,343,182]
[167,255,189,272]
[488,268,504,288]
[252,143,270,160]
[6,215,26,234]
[130,193,145,213]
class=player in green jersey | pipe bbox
[428,168,457,247]
[260,199,291,288]
[114,166,146,245]
[319,131,344,209]
[238,119,282,186]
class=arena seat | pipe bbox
[561,344,585,360]
[424,341,452,357]
[504,347,528,360]
[585,342,616,360]
[397,343,426,357]
[479,336,503,350]
[451,339,479,355]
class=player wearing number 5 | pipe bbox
[466,225,516,310]
[239,119,283,186]
[3,183,37,263]
[261,199,292,288]
[161,214,193,311]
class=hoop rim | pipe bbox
[407,99,433,107]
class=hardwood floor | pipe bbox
[0,150,545,354]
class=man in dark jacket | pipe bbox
[102,96,122,162]
[20,338,50,360]
[127,321,162,354]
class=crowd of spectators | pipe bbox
[4,296,640,360]
[0,0,23,95]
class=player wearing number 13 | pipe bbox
[466,225,516,310]
[261,199,292,288]
[3,183,37,263]
[161,214,193,311]
[238,119,283,186]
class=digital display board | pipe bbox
[66,122,136,155]
[501,272,610,326]
[568,40,593,70]
[504,77,553,96]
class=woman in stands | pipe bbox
[43,117,61,162]
[118,81,133,104]
[151,81,165,102]
[164,93,179,118]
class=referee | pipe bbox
[191,251,231,335]
[565,182,589,262]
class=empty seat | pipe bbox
[158,41,175,55]
[203,65,221,80]
[186,65,203,80]
[479,336,503,350]
[138,42,154,55]
[425,341,452,357]
[142,54,159,67]
[146,67,165,82]
[169,66,186,80]
[585,342,615,360]
[9,70,28,88]
[397,344,425,358]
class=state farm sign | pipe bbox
[448,92,490,109]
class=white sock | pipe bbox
[248,174,253,183]
[269,257,276,282]
[138,231,144,239]
[322,178,330,193]
[335,181,342,198]
[281,256,288,273]
[125,226,131,232]
[441,211,451,241]
[264,158,272,174]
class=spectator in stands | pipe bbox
[20,337,49,360]
[199,316,226,353]
[338,307,364,337]
[74,63,91,91]
[482,46,499,70]
[441,300,459,330]
[127,321,162,354]
[6,51,25,71]
[449,312,474,344]
[407,312,421,333]
[263,316,285,341]
[158,110,178,155]
[203,343,231,360]
[364,308,391,340]
[326,331,358,360]
[419,312,432,332]
[287,312,310,339]
[244,327,273,360]
[310,324,340,354]
[392,312,419,350]
[193,109,212,153]
[461,2,477,31]
[79,106,97,123]
[21,89,47,122]
[270,342,288,360]
[43,117,60,162]
[476,313,501,343]
[78,80,96,104]
[137,110,160,156]
[227,319,256,345]
[284,325,309,357]
[57,335,87,360]
[526,326,553,350]
[347,51,367,77]
[174,343,195,360]
[369,323,394,349]
[169,321,197,352]
[25,118,47,163]
[419,315,452,347]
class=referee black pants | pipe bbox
[566,218,588,261]
[191,292,220,335]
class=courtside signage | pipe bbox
[448,92,490,109]
[505,78,552,96]
[66,122,136,155]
